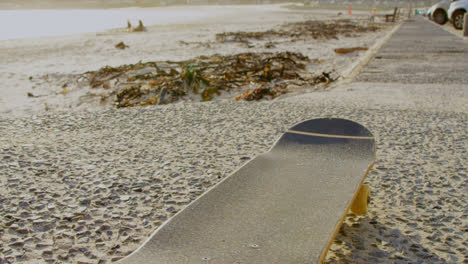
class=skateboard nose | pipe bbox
[289,118,374,138]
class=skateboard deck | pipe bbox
[118,118,375,264]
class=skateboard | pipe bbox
[118,118,376,264]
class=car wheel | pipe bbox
[433,9,447,25]
[452,10,466,30]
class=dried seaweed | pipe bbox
[179,40,212,48]
[115,41,129,50]
[334,47,368,54]
[78,52,335,108]
[215,20,381,44]
[216,30,278,42]
[87,61,158,88]
[235,85,287,101]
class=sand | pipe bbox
[0,4,393,117]
[1,4,466,264]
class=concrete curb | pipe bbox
[437,18,468,40]
[331,21,403,89]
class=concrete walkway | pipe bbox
[333,16,468,114]
[356,17,468,84]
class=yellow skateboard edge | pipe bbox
[317,145,376,264]
[287,130,374,140]
[350,184,370,215]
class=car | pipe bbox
[427,0,458,25]
[426,5,436,19]
[448,0,468,29]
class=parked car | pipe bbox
[427,0,457,25]
[426,5,436,19]
[448,0,468,29]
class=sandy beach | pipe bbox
[0,4,393,117]
[1,3,467,264]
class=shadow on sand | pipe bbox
[325,214,446,263]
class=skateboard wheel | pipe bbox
[350,184,369,215]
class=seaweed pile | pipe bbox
[216,19,381,44]
[81,52,334,108]
[76,20,380,108]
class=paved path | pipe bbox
[356,17,468,84]
[334,17,467,114]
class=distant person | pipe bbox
[127,20,132,32]
[127,20,145,32]
[134,20,145,32]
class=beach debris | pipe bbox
[215,20,381,44]
[334,47,369,54]
[115,41,129,50]
[216,31,272,42]
[27,92,45,98]
[235,85,286,101]
[77,52,337,107]
[127,20,146,32]
[313,72,334,84]
[179,40,212,48]
[177,20,383,50]
[264,42,276,49]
